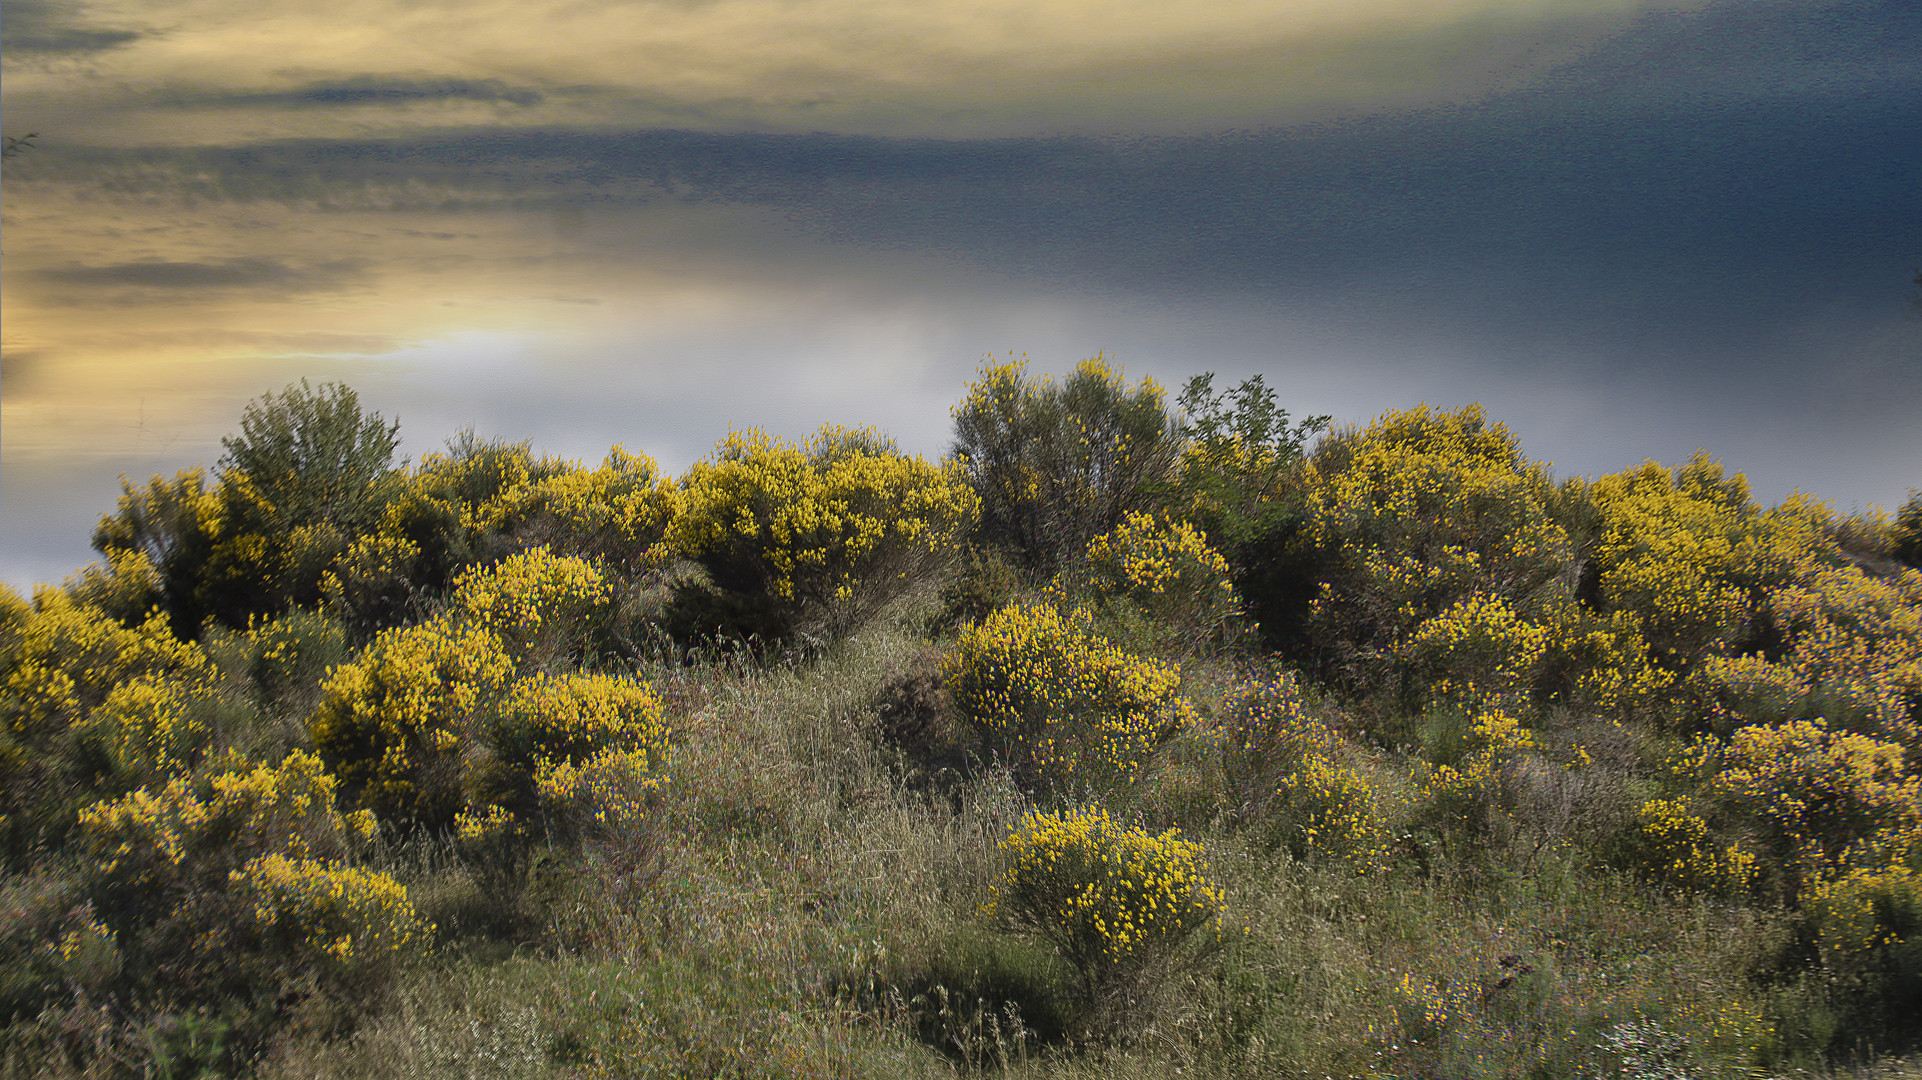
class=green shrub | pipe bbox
[951,354,1183,576]
[1211,674,1390,865]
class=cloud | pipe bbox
[0,0,143,58]
[184,75,546,109]
[32,258,367,293]
[4,0,1717,141]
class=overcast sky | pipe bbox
[3,0,1919,589]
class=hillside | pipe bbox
[4,360,1922,1079]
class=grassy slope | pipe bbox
[223,593,1919,1080]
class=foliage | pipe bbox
[944,602,1191,792]
[951,355,1183,576]
[671,425,977,641]
[0,584,218,866]
[987,806,1223,1014]
[480,445,678,575]
[1708,717,1921,892]
[1168,373,1329,551]
[1895,491,1922,570]
[67,752,420,1068]
[309,547,651,834]
[1083,510,1239,655]
[1164,373,1329,655]
[1296,404,1574,700]
[1210,674,1390,865]
[1692,559,1922,746]
[16,379,1922,1077]
[309,613,515,829]
[218,379,401,535]
[1414,708,1540,857]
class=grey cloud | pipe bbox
[0,0,142,57]
[34,258,366,292]
[190,76,545,109]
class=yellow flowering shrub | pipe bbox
[310,617,514,827]
[1709,717,1921,882]
[1632,796,1759,894]
[72,751,418,1035]
[2,585,218,860]
[232,853,427,965]
[534,745,670,844]
[1578,457,1839,722]
[479,672,671,829]
[1212,675,1389,866]
[75,674,210,775]
[1694,559,1922,744]
[1416,709,1537,851]
[62,547,164,627]
[1802,865,1922,957]
[944,602,1191,790]
[987,807,1223,1003]
[1084,511,1238,651]
[452,546,610,668]
[1404,592,1554,708]
[78,752,366,887]
[1637,716,1922,905]
[311,548,626,829]
[479,446,677,574]
[672,425,979,638]
[312,547,670,843]
[1299,405,1572,695]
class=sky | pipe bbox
[3,0,1919,589]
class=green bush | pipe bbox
[951,355,1183,576]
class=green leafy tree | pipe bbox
[1165,372,1329,652]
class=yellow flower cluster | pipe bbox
[1300,404,1572,688]
[1213,676,1389,866]
[1633,796,1759,893]
[987,807,1222,986]
[78,751,362,880]
[472,446,678,573]
[313,550,669,834]
[534,745,668,834]
[491,672,671,837]
[944,602,1191,788]
[232,852,427,962]
[1084,511,1238,640]
[495,672,669,771]
[1802,865,1922,956]
[452,546,610,662]
[311,616,514,826]
[2,585,214,775]
[1711,717,1921,876]
[1404,593,1553,707]
[1696,559,1922,743]
[671,425,978,635]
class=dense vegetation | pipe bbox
[5,357,1922,1079]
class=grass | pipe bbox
[7,588,1916,1079]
